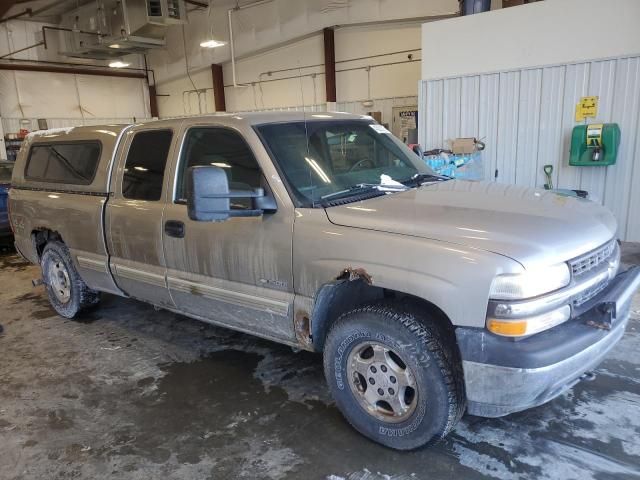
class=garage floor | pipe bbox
[1,245,639,480]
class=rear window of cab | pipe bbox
[25,142,102,185]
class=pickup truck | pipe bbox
[9,112,640,450]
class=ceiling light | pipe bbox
[200,39,227,49]
[109,44,122,49]
[305,157,331,183]
[109,60,130,68]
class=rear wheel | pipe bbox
[323,303,465,450]
[41,241,100,318]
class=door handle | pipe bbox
[164,220,185,238]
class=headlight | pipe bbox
[487,305,571,337]
[489,263,570,300]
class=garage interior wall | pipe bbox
[148,0,460,121]
[419,0,640,242]
[0,20,151,122]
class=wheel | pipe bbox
[323,303,465,450]
[41,241,100,319]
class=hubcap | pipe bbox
[347,341,418,423]
[47,256,71,304]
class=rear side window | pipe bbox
[122,130,173,201]
[26,142,101,185]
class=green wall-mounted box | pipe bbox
[569,123,620,166]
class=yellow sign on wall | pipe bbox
[575,96,599,122]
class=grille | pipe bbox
[570,240,617,277]
[573,278,609,306]
[570,239,620,307]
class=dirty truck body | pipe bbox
[9,112,640,450]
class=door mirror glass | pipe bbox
[186,166,274,222]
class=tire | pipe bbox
[41,241,100,319]
[323,302,465,450]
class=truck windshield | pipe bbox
[256,120,437,207]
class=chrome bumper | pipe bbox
[460,266,640,418]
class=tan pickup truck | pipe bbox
[9,112,640,450]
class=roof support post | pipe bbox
[211,64,226,112]
[323,27,336,108]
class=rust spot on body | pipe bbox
[294,310,312,349]
[338,267,373,285]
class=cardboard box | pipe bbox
[503,0,541,7]
[502,0,525,7]
[451,138,477,154]
[367,111,382,123]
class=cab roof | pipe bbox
[25,111,372,143]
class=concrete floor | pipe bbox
[1,245,639,480]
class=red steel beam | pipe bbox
[211,63,226,112]
[0,1,19,20]
[0,63,146,79]
[323,27,336,103]
[148,84,159,118]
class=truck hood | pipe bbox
[324,180,617,269]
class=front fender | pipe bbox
[293,209,522,330]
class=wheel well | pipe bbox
[31,229,63,260]
[310,278,459,358]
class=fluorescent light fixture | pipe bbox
[210,162,231,168]
[109,60,130,68]
[134,166,148,172]
[109,44,122,49]
[200,39,227,48]
[305,157,331,183]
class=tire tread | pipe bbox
[325,301,465,448]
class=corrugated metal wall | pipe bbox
[419,56,640,242]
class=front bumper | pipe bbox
[457,266,640,417]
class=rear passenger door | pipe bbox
[106,125,177,307]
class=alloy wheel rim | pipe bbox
[347,341,418,423]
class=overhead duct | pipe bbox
[58,0,186,60]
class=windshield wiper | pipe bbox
[402,173,450,187]
[320,183,407,202]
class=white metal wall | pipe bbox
[419,56,640,242]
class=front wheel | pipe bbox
[41,241,100,318]
[323,303,465,450]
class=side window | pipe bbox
[26,142,101,185]
[176,127,262,209]
[122,130,173,201]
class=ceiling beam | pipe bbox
[0,62,147,79]
[0,1,19,19]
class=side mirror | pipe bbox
[186,166,276,222]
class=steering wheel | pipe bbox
[348,158,374,173]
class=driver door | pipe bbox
[162,123,296,344]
